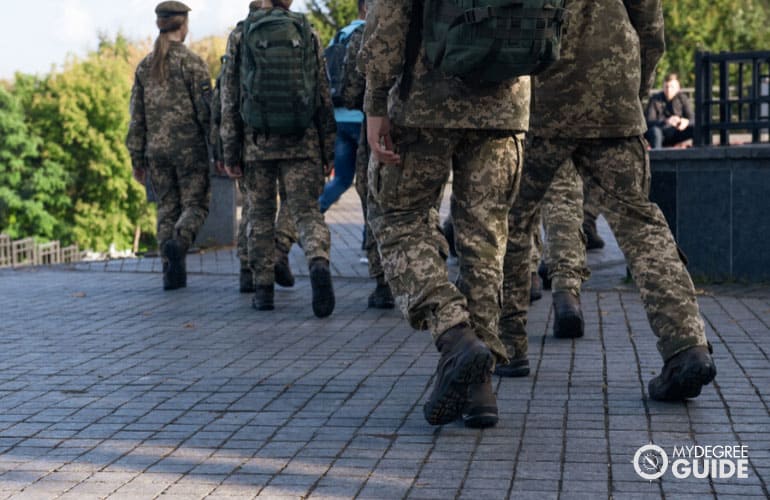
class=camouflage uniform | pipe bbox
[127,41,211,256]
[502,0,708,362]
[361,0,530,362]
[217,17,298,270]
[220,15,335,287]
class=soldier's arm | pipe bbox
[188,55,213,143]
[362,0,409,117]
[220,29,245,168]
[624,0,665,100]
[341,28,366,110]
[126,66,147,171]
[314,31,337,166]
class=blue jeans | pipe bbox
[319,121,361,213]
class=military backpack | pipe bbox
[418,0,567,84]
[239,8,318,135]
[324,20,365,108]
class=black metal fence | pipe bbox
[694,50,770,146]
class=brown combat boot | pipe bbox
[553,291,584,339]
[309,258,335,318]
[649,345,716,401]
[462,375,498,428]
[495,320,530,378]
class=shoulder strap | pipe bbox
[400,0,424,100]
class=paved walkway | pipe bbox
[1,190,769,499]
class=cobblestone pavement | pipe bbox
[1,190,768,499]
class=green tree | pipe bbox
[16,35,155,251]
[307,0,359,46]
[0,85,69,241]
[659,0,770,87]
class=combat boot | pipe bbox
[240,264,255,294]
[530,271,543,303]
[368,275,395,309]
[252,285,275,311]
[162,239,187,290]
[309,258,335,318]
[495,322,529,378]
[648,345,716,401]
[552,291,584,338]
[423,324,494,426]
[583,218,605,250]
[462,375,498,428]
[275,248,295,288]
[538,261,551,290]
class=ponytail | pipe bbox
[150,14,187,81]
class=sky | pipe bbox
[0,0,308,80]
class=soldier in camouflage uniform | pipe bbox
[220,0,337,317]
[127,1,211,291]
[499,0,717,401]
[211,1,298,294]
[361,0,530,427]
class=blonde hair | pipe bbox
[150,14,188,81]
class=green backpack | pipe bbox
[239,8,318,135]
[420,0,567,84]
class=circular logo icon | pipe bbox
[633,444,669,481]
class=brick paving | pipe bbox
[1,190,768,499]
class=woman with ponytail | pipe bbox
[126,1,212,291]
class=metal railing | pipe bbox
[694,50,770,146]
[0,234,81,268]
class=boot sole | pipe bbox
[649,361,717,401]
[311,266,335,318]
[494,362,530,378]
[423,348,493,426]
[463,406,499,429]
[275,264,295,288]
[553,313,584,339]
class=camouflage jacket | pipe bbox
[126,42,212,167]
[530,0,665,138]
[359,0,530,131]
[340,26,366,111]
[219,17,337,166]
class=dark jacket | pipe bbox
[645,91,694,128]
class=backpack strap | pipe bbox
[400,0,424,101]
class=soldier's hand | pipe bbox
[224,164,243,179]
[215,161,227,176]
[367,115,401,165]
[132,167,146,184]
[324,162,334,177]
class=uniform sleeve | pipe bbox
[624,0,666,99]
[210,81,222,162]
[187,55,212,142]
[314,32,337,165]
[362,0,410,116]
[126,67,147,169]
[680,93,695,122]
[340,28,366,110]
[220,29,244,166]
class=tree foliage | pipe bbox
[307,0,359,46]
[659,0,770,87]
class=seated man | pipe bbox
[644,73,694,148]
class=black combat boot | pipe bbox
[162,240,186,290]
[423,324,494,426]
[530,271,543,303]
[274,248,295,288]
[252,285,275,311]
[462,375,498,428]
[494,330,530,378]
[240,265,255,294]
[309,258,335,318]
[552,291,584,338]
[368,275,395,309]
[538,261,551,290]
[648,345,716,401]
[583,217,605,250]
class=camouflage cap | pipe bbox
[155,1,191,17]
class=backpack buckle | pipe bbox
[464,6,493,24]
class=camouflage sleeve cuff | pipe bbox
[364,85,389,116]
[223,147,241,167]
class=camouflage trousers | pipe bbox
[243,159,330,286]
[503,136,707,361]
[368,126,523,362]
[148,155,210,254]
[237,179,298,268]
[354,119,383,279]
